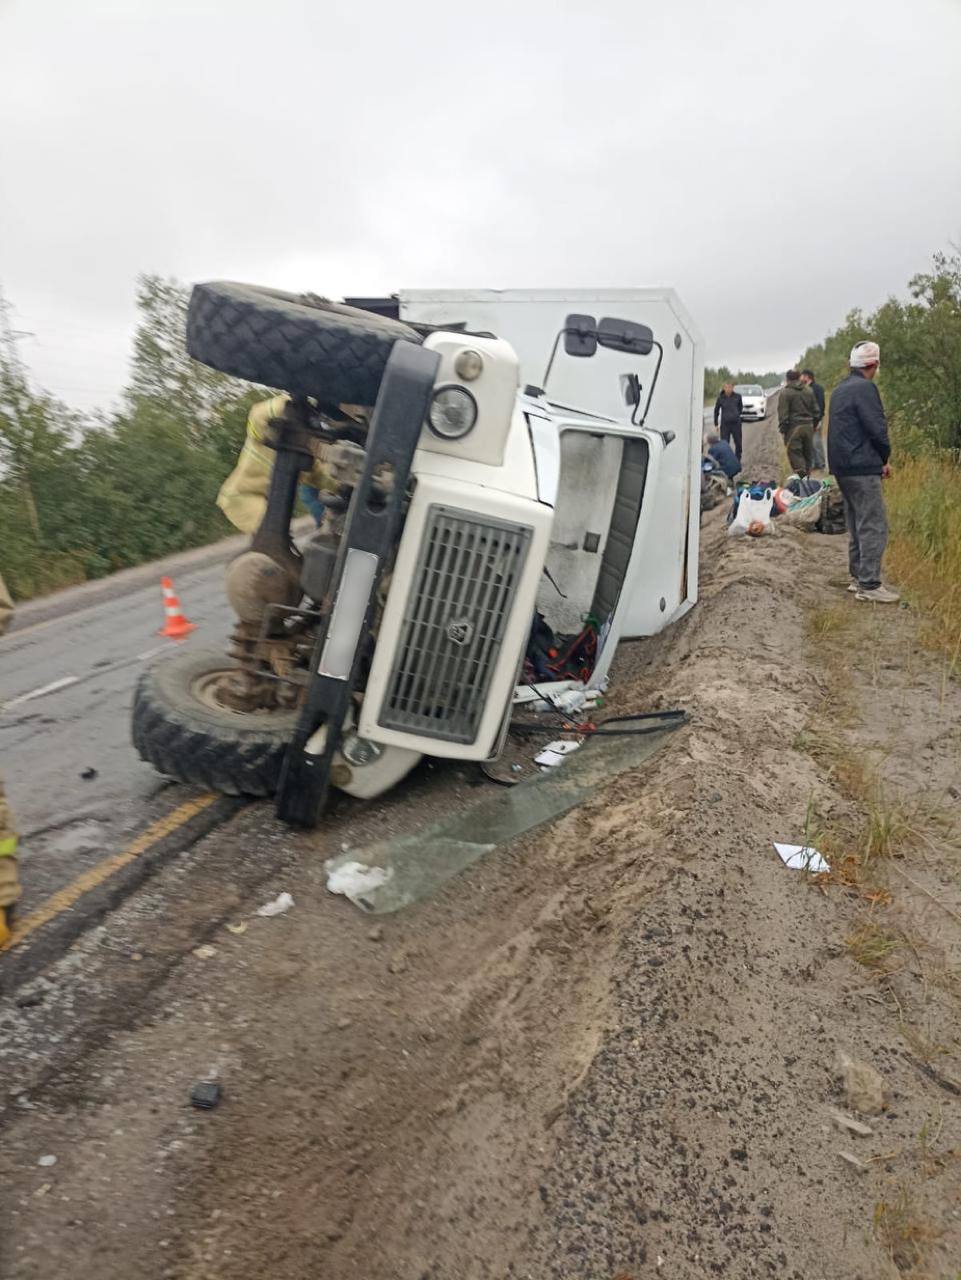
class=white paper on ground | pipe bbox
[534,740,582,767]
[773,842,829,872]
[535,751,565,768]
[326,860,393,901]
[256,891,295,917]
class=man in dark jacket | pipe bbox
[827,341,899,603]
[713,382,743,460]
[777,370,818,476]
[705,431,742,479]
[801,368,826,469]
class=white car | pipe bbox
[735,384,766,421]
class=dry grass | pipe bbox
[873,1187,938,1274]
[887,453,961,667]
[806,602,852,640]
[861,787,914,863]
[899,1020,953,1068]
[797,722,958,870]
[846,919,902,971]
[795,532,961,1271]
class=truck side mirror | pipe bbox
[544,314,598,385]
[620,373,641,407]
[562,314,598,357]
[597,317,655,356]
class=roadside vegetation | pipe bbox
[703,365,779,403]
[797,249,961,660]
[0,277,263,601]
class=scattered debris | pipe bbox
[552,687,603,715]
[225,921,248,936]
[773,841,829,872]
[367,925,385,942]
[192,944,217,960]
[190,1081,222,1110]
[837,1150,869,1174]
[513,680,603,712]
[837,1049,886,1115]
[336,1017,352,1030]
[326,862,391,904]
[325,721,676,914]
[37,1154,57,1168]
[34,1183,52,1198]
[79,766,98,780]
[256,891,295,918]
[534,740,582,768]
[827,1106,874,1137]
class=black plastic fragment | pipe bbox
[190,1080,222,1110]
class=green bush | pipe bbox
[1,275,261,602]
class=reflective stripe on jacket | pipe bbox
[0,776,20,910]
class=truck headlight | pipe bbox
[427,385,478,440]
[341,734,383,767]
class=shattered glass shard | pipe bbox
[326,721,680,913]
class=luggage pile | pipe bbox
[727,475,847,538]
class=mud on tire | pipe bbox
[132,648,299,797]
[186,282,422,406]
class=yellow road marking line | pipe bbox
[1,794,219,952]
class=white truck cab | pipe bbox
[398,288,705,670]
[133,283,704,825]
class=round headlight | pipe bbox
[427,385,478,440]
[341,734,383,767]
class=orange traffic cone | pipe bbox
[159,576,197,639]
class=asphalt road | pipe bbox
[1,555,239,917]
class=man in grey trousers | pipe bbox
[826,341,899,603]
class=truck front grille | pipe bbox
[378,505,533,744]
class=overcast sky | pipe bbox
[1,0,960,411]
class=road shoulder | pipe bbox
[2,415,958,1279]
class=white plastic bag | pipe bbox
[728,488,773,537]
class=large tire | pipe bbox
[186,282,422,406]
[132,648,299,797]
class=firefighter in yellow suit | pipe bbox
[0,570,20,946]
[216,393,344,534]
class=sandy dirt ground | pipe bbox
[2,412,960,1279]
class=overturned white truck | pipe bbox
[132,285,704,826]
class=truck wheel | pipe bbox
[186,282,422,406]
[132,648,299,797]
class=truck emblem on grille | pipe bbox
[445,618,474,646]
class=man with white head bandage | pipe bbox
[827,341,899,603]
